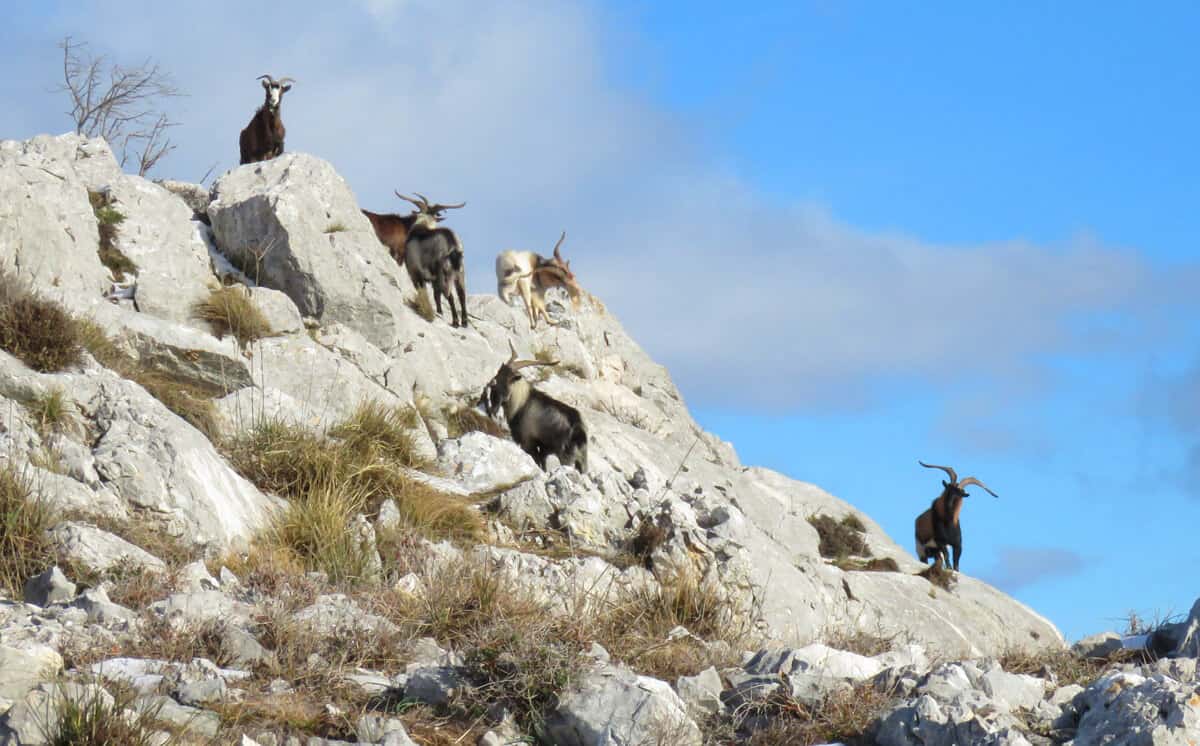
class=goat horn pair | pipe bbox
[257,74,275,84]
[505,340,558,371]
[958,477,999,498]
[918,461,957,484]
[396,192,428,209]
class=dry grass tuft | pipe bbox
[444,404,507,439]
[999,646,1124,689]
[808,514,871,560]
[42,682,179,746]
[824,628,898,658]
[737,682,895,746]
[329,400,425,469]
[834,556,900,573]
[406,290,436,322]
[592,572,754,682]
[26,388,74,437]
[194,286,271,348]
[0,463,56,597]
[225,410,484,581]
[918,564,956,591]
[0,269,84,373]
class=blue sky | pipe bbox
[3,1,1198,641]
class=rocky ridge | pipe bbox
[1,132,1193,744]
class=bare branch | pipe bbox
[56,36,184,176]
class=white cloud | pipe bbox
[3,0,1191,411]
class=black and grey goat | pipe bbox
[402,193,468,327]
[239,74,294,165]
[479,342,588,472]
[362,191,458,268]
[914,461,998,572]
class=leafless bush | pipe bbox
[58,36,183,176]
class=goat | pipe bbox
[362,191,452,267]
[914,461,998,572]
[495,232,583,328]
[239,74,294,165]
[402,193,468,327]
[479,341,588,472]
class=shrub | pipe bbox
[0,271,83,373]
[738,682,895,746]
[194,286,271,348]
[808,514,871,560]
[0,463,56,599]
[88,190,136,281]
[267,474,377,584]
[131,370,221,441]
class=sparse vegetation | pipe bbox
[42,681,178,746]
[324,222,349,233]
[0,269,84,373]
[734,682,896,746]
[834,556,900,573]
[194,286,271,348]
[88,190,136,280]
[444,402,507,439]
[999,646,1124,689]
[918,564,956,591]
[809,513,871,560]
[0,463,57,597]
[406,290,435,322]
[225,407,484,581]
[26,388,73,436]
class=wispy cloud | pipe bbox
[3,0,1194,414]
[981,546,1088,592]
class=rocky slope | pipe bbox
[2,132,1193,745]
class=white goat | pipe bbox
[495,232,582,328]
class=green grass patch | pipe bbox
[88,190,136,281]
[194,286,271,348]
[26,388,73,437]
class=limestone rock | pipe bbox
[545,663,702,746]
[207,153,410,348]
[49,521,166,575]
[438,432,541,495]
[0,644,63,701]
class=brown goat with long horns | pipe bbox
[239,74,294,165]
[914,461,998,572]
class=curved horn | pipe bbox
[551,231,566,261]
[412,192,433,207]
[506,340,519,364]
[957,477,998,498]
[276,77,295,86]
[257,74,276,84]
[511,358,558,372]
[395,191,424,208]
[918,461,958,484]
[430,201,466,213]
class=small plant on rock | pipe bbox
[88,190,136,280]
[808,513,871,561]
[0,463,56,599]
[194,286,271,348]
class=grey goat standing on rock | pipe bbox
[479,342,588,472]
[239,74,294,165]
[402,192,469,328]
[914,460,998,572]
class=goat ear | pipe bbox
[942,480,949,488]
[261,78,271,90]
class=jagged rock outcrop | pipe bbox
[0,133,1105,745]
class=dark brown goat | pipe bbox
[914,461,998,572]
[239,75,293,165]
